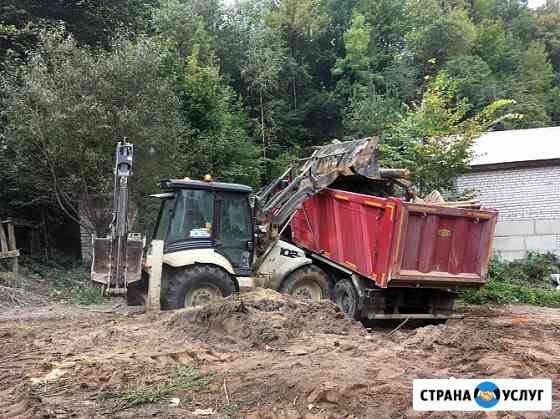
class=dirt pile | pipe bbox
[168,288,366,350]
[402,320,494,352]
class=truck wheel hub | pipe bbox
[340,294,353,314]
[185,284,222,307]
[292,280,322,301]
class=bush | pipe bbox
[460,253,560,306]
[19,254,106,305]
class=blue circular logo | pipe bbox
[474,381,500,408]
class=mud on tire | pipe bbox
[163,265,235,309]
[280,265,331,301]
[334,278,359,319]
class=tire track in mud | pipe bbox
[0,330,45,419]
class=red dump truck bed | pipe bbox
[291,188,498,289]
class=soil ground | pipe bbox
[1,288,559,419]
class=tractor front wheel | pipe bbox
[164,265,235,309]
[280,265,331,301]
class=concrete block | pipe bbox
[494,220,535,237]
[525,235,558,252]
[493,250,526,262]
[492,236,526,252]
[535,220,560,235]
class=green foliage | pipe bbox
[2,0,560,249]
[460,254,560,306]
[0,28,184,232]
[508,41,554,128]
[333,12,371,92]
[19,255,105,304]
[72,284,105,305]
[343,88,402,137]
[460,277,560,306]
[177,21,262,186]
[119,366,217,407]
[405,0,477,64]
[443,55,497,111]
[380,71,517,194]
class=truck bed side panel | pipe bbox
[291,189,498,289]
[391,204,497,287]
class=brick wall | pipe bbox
[456,165,560,260]
[456,165,560,221]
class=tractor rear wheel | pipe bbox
[280,265,331,301]
[334,278,359,319]
[164,265,235,309]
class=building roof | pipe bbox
[471,127,560,168]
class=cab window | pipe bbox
[168,190,214,241]
[154,197,175,240]
[216,193,251,241]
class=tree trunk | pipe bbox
[292,78,297,111]
[260,91,266,160]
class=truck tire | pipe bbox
[164,265,235,309]
[280,265,331,301]
[334,278,359,319]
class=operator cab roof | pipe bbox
[159,179,253,194]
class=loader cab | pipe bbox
[153,179,254,275]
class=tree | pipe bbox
[178,22,261,186]
[241,24,286,166]
[382,71,517,195]
[443,55,497,111]
[536,0,560,72]
[0,28,185,232]
[333,12,371,98]
[268,0,327,110]
[508,41,554,128]
[405,0,477,66]
[151,0,223,59]
[0,0,156,49]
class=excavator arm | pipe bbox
[257,137,380,225]
[254,137,414,258]
[91,141,143,295]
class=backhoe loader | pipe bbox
[91,137,390,309]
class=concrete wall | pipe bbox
[492,220,560,261]
[456,165,560,260]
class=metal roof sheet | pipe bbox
[471,127,560,166]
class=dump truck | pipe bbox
[291,188,497,319]
[91,137,497,319]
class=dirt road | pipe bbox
[1,290,558,418]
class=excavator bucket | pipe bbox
[91,235,144,292]
[258,137,380,228]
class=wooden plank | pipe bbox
[7,222,16,251]
[2,218,38,228]
[0,224,8,254]
[0,250,20,259]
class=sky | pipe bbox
[528,0,547,8]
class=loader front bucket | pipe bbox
[260,137,381,227]
[299,137,380,190]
